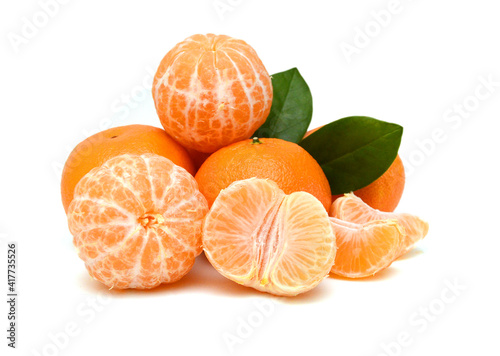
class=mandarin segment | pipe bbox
[329,218,404,278]
[153,34,273,153]
[330,193,429,257]
[269,192,337,294]
[204,178,285,281]
[202,178,336,297]
[74,225,131,261]
[67,153,208,289]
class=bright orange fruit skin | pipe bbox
[152,34,273,153]
[67,153,208,289]
[195,138,332,211]
[304,127,405,212]
[353,155,405,212]
[332,156,405,212]
[61,124,195,212]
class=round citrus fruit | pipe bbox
[152,33,273,153]
[334,155,405,212]
[67,153,208,289]
[203,178,336,296]
[195,137,332,210]
[329,217,403,278]
[61,124,195,212]
[304,126,405,212]
[330,193,429,257]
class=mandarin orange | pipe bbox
[333,156,405,212]
[61,124,195,212]
[67,154,208,289]
[152,34,273,153]
[304,126,405,212]
[195,138,332,210]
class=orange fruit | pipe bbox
[304,126,405,212]
[332,155,405,212]
[203,178,336,296]
[152,33,273,153]
[329,217,404,278]
[67,153,208,289]
[195,138,332,211]
[61,124,195,213]
[330,193,429,257]
[302,126,322,138]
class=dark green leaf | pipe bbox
[253,68,312,143]
[300,116,403,194]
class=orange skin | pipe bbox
[345,156,405,212]
[304,126,405,212]
[195,138,332,211]
[61,124,195,212]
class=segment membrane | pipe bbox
[203,179,285,282]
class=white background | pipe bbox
[1,0,499,355]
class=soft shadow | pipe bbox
[395,247,424,261]
[187,255,334,303]
[192,255,335,303]
[78,254,334,302]
[277,281,334,305]
[329,266,400,282]
[77,254,257,297]
[78,274,113,294]
[185,254,266,298]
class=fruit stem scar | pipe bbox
[252,137,262,145]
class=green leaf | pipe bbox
[300,116,403,194]
[253,68,312,143]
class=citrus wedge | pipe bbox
[203,178,336,296]
[330,193,429,257]
[329,217,404,278]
